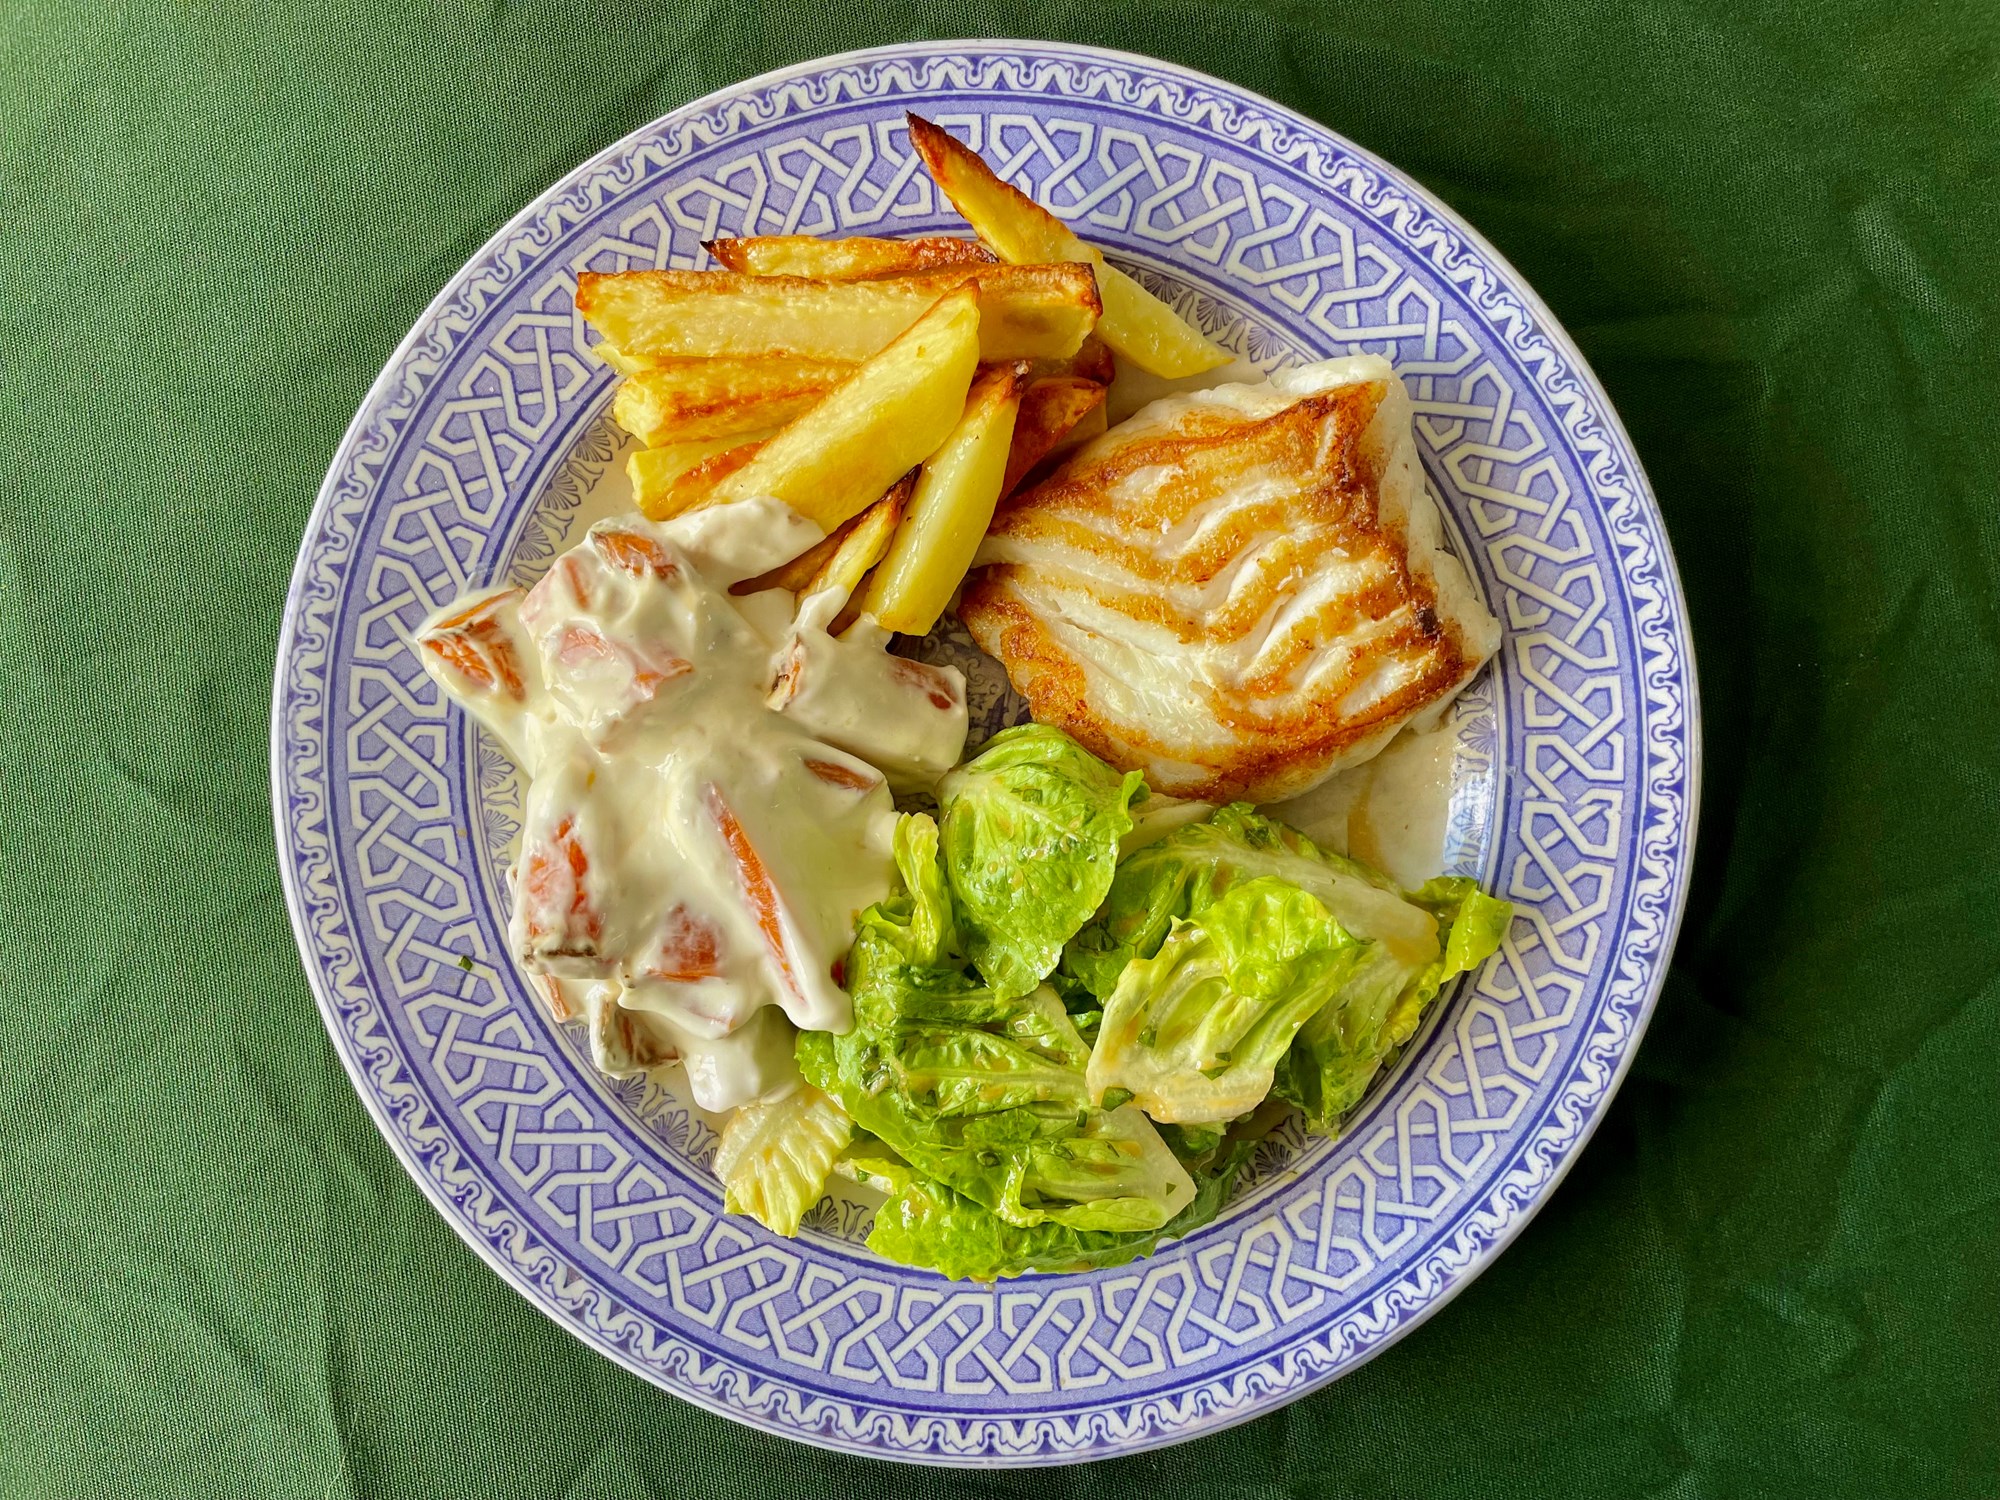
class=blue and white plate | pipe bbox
[273,41,1698,1465]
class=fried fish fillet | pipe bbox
[958,356,1500,803]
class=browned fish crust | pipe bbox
[960,380,1479,802]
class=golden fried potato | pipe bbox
[1020,332,1115,387]
[699,286,982,531]
[590,338,647,376]
[802,476,912,603]
[611,356,852,446]
[859,363,1024,634]
[730,474,913,598]
[628,436,770,520]
[1001,377,1108,498]
[732,512,863,597]
[906,113,1229,378]
[705,234,995,279]
[1052,398,1108,452]
[575,263,1096,364]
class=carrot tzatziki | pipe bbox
[414,498,968,1112]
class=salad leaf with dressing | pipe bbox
[712,1083,852,1236]
[797,811,1194,1234]
[844,1122,1264,1281]
[1275,875,1512,1131]
[1068,805,1510,1135]
[1063,804,1439,1000]
[1085,877,1360,1123]
[937,724,1146,1000]
[783,786,1507,1275]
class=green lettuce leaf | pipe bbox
[1063,803,1440,1000]
[1086,877,1361,1123]
[863,1130,1262,1281]
[712,1084,851,1236]
[1417,876,1514,978]
[800,810,1194,1233]
[1275,875,1512,1131]
[852,811,957,971]
[1067,804,1511,1136]
[937,725,1145,1000]
[802,1010,1194,1232]
[831,1133,918,1195]
[896,810,957,964]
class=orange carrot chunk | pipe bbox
[521,815,602,954]
[648,903,725,982]
[591,526,681,579]
[419,593,527,699]
[536,974,574,1023]
[703,784,806,1006]
[803,757,881,792]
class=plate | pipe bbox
[273,40,1698,1465]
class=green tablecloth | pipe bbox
[4,2,1996,1494]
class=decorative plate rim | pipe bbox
[272,38,1700,1465]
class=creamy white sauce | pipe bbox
[415,498,968,1113]
[1263,722,1457,891]
[769,609,968,796]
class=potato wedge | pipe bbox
[828,583,870,640]
[576,263,1096,364]
[1053,398,1107,452]
[629,436,770,521]
[802,476,911,603]
[730,473,913,598]
[1021,332,1115,387]
[700,287,982,531]
[906,113,1229,378]
[859,364,1024,635]
[591,338,646,376]
[1001,377,1107,498]
[706,234,995,280]
[611,356,852,446]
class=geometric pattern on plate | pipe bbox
[274,40,1697,1464]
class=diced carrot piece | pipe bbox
[553,623,691,701]
[591,526,680,580]
[703,784,806,1007]
[429,594,503,632]
[521,555,592,626]
[535,973,574,1022]
[803,757,881,792]
[629,651,693,697]
[421,633,502,694]
[521,815,602,955]
[419,592,527,699]
[648,903,725,982]
[889,655,961,712]
[556,623,616,667]
[614,1007,678,1068]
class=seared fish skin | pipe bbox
[960,356,1500,803]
